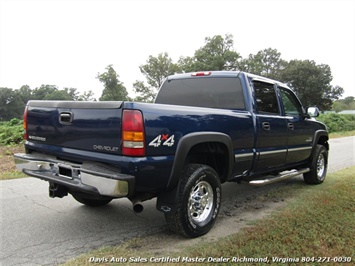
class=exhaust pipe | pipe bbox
[129,193,155,213]
[133,200,144,213]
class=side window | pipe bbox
[279,87,303,117]
[253,81,280,115]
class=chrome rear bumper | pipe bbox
[14,153,134,198]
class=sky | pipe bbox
[1,0,354,99]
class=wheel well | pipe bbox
[185,142,229,182]
[318,135,329,150]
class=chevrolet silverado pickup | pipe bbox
[14,71,329,237]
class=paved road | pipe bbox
[1,136,354,266]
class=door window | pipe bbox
[279,87,303,117]
[253,81,280,115]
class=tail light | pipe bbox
[122,109,145,156]
[23,105,29,140]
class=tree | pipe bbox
[78,90,96,101]
[237,48,287,79]
[31,85,58,100]
[133,81,156,103]
[134,52,179,102]
[280,60,344,110]
[332,96,355,112]
[178,34,240,72]
[0,88,24,121]
[63,88,80,101]
[16,85,33,105]
[43,90,74,100]
[97,65,129,101]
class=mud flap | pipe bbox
[156,186,179,214]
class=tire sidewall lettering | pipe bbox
[186,170,220,231]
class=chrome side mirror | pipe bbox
[307,106,319,117]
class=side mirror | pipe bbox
[307,106,320,117]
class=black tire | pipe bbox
[71,193,112,207]
[165,164,221,238]
[303,144,328,184]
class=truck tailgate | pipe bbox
[26,101,123,154]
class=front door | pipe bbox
[278,87,313,164]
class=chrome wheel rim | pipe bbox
[188,181,214,224]
[317,153,325,180]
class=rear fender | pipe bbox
[167,132,233,190]
[157,132,233,213]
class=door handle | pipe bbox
[262,122,270,131]
[288,123,294,130]
[59,112,73,124]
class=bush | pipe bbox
[317,113,355,133]
[0,118,24,145]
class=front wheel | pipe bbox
[165,164,221,238]
[303,144,328,184]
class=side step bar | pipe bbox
[247,168,310,186]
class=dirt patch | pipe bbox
[0,145,24,172]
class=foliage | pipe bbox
[317,113,355,133]
[178,34,240,72]
[134,53,179,102]
[135,34,344,109]
[133,81,156,103]
[0,85,96,121]
[237,48,288,80]
[140,52,180,89]
[78,90,96,101]
[0,118,24,145]
[332,96,355,112]
[280,60,344,110]
[0,87,24,121]
[97,65,129,101]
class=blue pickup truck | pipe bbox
[14,71,329,237]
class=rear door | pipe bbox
[252,80,288,172]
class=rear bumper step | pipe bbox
[14,153,135,198]
[247,168,310,186]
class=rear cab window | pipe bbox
[155,77,245,110]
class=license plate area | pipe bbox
[59,165,72,179]
[57,164,80,179]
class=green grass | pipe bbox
[329,130,355,138]
[63,166,355,266]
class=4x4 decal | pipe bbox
[149,134,175,147]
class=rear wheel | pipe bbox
[71,193,112,207]
[165,164,221,238]
[303,144,328,184]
